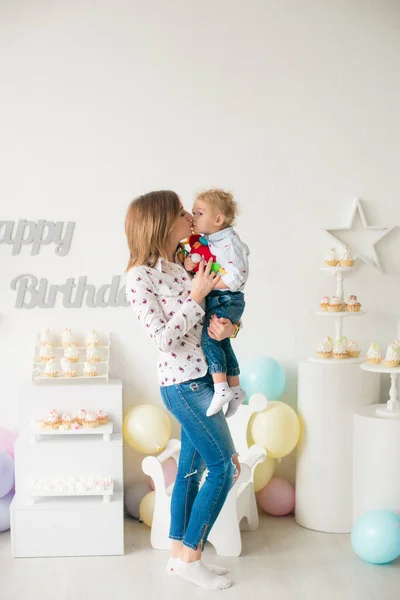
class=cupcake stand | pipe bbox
[353,363,400,521]
[295,267,381,533]
[10,333,124,557]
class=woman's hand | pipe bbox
[207,315,236,340]
[190,258,220,304]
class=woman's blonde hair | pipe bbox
[125,190,181,271]
[195,188,238,227]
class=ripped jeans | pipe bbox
[160,372,238,551]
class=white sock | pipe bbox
[225,386,247,418]
[206,382,234,417]
[169,558,232,590]
[167,556,228,576]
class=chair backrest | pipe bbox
[227,393,268,457]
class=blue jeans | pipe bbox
[160,373,238,550]
[202,290,245,376]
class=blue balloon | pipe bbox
[241,356,286,402]
[0,451,14,499]
[0,490,14,532]
[351,509,400,564]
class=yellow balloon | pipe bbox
[253,456,275,492]
[139,491,155,527]
[251,401,300,459]
[123,404,171,454]
[246,412,257,447]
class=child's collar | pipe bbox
[206,227,233,243]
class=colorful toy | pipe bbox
[184,234,226,274]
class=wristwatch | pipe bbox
[230,323,240,339]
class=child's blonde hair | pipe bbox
[195,188,238,227]
[125,190,181,271]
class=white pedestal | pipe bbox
[11,378,124,557]
[353,404,400,521]
[295,361,380,533]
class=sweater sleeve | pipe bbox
[126,269,205,353]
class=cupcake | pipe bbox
[324,247,339,267]
[71,421,80,431]
[59,423,71,431]
[45,409,60,429]
[333,339,348,359]
[337,245,354,267]
[328,296,342,312]
[346,295,361,312]
[86,344,101,362]
[383,342,400,368]
[60,357,78,377]
[85,329,100,347]
[61,328,75,347]
[96,409,108,425]
[317,336,333,359]
[83,412,99,428]
[320,296,330,311]
[39,328,52,345]
[61,413,74,428]
[83,362,98,377]
[39,343,55,362]
[43,360,58,377]
[64,344,80,362]
[347,340,360,358]
[76,409,87,425]
[366,342,381,364]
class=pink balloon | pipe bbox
[149,457,178,491]
[0,429,18,459]
[256,476,295,516]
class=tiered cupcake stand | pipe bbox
[353,362,400,521]
[296,266,380,533]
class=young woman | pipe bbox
[125,190,241,590]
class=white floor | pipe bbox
[1,514,399,600]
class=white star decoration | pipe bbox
[324,198,394,272]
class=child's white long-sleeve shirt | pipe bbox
[205,227,249,292]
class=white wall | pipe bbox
[1,0,400,485]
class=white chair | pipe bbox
[142,394,267,556]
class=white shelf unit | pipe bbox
[29,422,114,443]
[361,362,400,417]
[32,334,111,383]
[11,378,124,557]
[28,483,114,504]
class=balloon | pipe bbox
[124,482,153,519]
[0,428,18,459]
[256,476,295,516]
[251,401,300,458]
[254,456,275,492]
[0,451,14,499]
[241,357,286,402]
[123,405,171,454]
[351,510,400,564]
[149,457,178,491]
[0,491,14,532]
[139,491,156,527]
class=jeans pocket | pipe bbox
[160,387,172,411]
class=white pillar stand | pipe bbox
[353,404,400,521]
[295,361,380,533]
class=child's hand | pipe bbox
[184,255,197,272]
